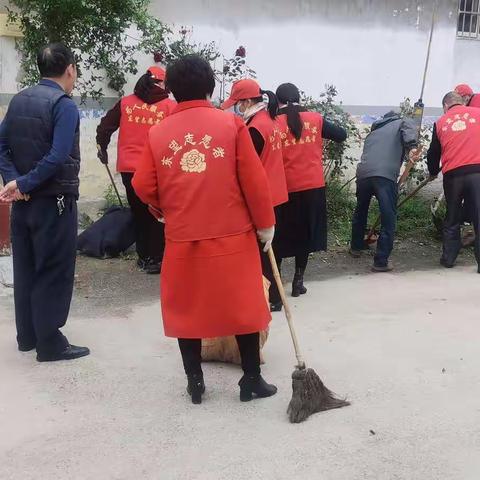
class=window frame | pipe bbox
[457,0,480,39]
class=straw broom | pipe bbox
[268,248,350,423]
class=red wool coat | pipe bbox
[436,105,480,174]
[248,110,288,207]
[276,111,325,193]
[132,100,274,338]
[117,95,176,173]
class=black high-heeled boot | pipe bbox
[187,373,205,404]
[292,268,307,297]
[270,301,283,312]
[238,374,278,402]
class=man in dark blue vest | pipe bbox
[0,43,89,362]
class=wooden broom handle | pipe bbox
[268,247,306,370]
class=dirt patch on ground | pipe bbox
[71,238,476,318]
[72,255,159,318]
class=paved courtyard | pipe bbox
[1,260,480,479]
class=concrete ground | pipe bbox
[1,255,480,479]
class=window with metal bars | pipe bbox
[458,0,480,38]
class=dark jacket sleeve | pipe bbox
[427,123,441,177]
[322,119,347,143]
[96,100,121,150]
[248,126,265,157]
[400,118,418,149]
[0,117,20,184]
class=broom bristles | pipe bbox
[287,367,350,424]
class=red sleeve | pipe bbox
[132,140,161,209]
[235,116,275,229]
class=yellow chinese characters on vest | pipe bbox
[125,103,165,125]
[281,122,318,148]
[441,112,477,133]
[160,133,226,173]
[269,126,283,152]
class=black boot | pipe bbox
[270,301,283,312]
[187,373,205,404]
[292,268,307,297]
[144,258,161,275]
[238,374,277,402]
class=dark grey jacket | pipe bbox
[356,112,417,183]
[5,84,81,198]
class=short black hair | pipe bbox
[165,55,215,102]
[37,43,75,78]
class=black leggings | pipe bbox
[178,332,261,376]
[276,252,309,273]
[260,251,309,304]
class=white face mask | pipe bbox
[234,103,243,116]
[242,102,267,121]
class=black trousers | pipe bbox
[178,332,261,376]
[351,177,398,267]
[443,172,480,266]
[10,197,77,354]
[262,252,309,304]
[121,172,165,263]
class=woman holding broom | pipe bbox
[274,83,347,299]
[132,55,277,405]
[221,79,288,312]
[96,66,176,274]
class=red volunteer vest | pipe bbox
[117,95,176,172]
[436,105,480,174]
[248,110,288,206]
[469,94,480,108]
[148,102,258,242]
[276,111,324,193]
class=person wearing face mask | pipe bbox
[274,82,347,297]
[221,79,288,311]
[0,43,89,362]
[96,66,176,274]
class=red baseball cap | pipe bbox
[148,66,166,81]
[455,84,474,97]
[221,79,262,110]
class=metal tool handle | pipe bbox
[104,164,124,208]
[268,247,306,370]
[397,176,434,210]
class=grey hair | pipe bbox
[442,91,465,109]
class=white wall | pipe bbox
[151,0,479,108]
[0,36,20,94]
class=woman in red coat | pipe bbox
[132,56,277,405]
[96,67,176,274]
[221,79,288,311]
[275,83,347,297]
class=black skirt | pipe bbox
[273,187,327,259]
